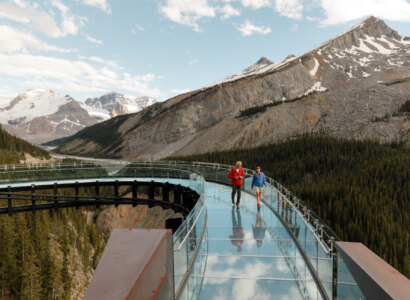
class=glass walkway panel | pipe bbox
[179,182,323,300]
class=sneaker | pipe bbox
[232,200,235,205]
[236,204,240,209]
[257,202,261,208]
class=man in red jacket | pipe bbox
[229,161,244,209]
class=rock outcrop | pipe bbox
[95,205,181,235]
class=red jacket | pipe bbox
[229,167,244,185]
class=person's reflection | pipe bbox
[292,222,300,239]
[229,206,244,253]
[252,208,266,248]
[280,206,293,249]
[189,224,197,252]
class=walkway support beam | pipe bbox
[336,242,410,300]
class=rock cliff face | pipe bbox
[55,17,410,159]
[95,205,181,235]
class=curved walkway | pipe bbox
[0,161,364,300]
[179,182,322,300]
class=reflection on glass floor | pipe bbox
[179,182,323,300]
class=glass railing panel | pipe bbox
[337,258,365,299]
[317,244,333,299]
[171,170,206,297]
[174,234,188,290]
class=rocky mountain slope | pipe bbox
[0,89,156,144]
[54,16,410,159]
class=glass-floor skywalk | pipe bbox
[0,161,366,300]
[178,181,322,300]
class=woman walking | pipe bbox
[251,166,266,208]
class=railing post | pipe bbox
[7,186,12,216]
[114,180,119,207]
[75,181,79,209]
[163,182,169,202]
[332,248,338,299]
[148,181,155,208]
[95,180,100,208]
[174,185,181,205]
[132,180,137,207]
[54,182,58,211]
[31,184,35,214]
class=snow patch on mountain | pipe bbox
[302,82,327,97]
[83,92,157,119]
[310,58,320,76]
[202,57,274,90]
[0,89,71,124]
[0,89,157,144]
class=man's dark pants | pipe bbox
[232,185,241,204]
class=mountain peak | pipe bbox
[256,57,273,65]
[361,15,378,23]
[24,88,46,96]
[316,16,401,52]
[84,92,157,118]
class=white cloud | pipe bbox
[0,25,72,53]
[0,2,62,38]
[0,53,161,97]
[274,0,303,19]
[241,0,271,10]
[306,16,320,22]
[86,56,120,69]
[219,4,240,19]
[51,0,85,36]
[131,24,145,34]
[86,35,103,45]
[81,0,111,14]
[238,20,271,36]
[159,0,216,31]
[189,59,199,65]
[135,24,145,32]
[0,1,85,38]
[319,0,410,25]
[11,0,29,8]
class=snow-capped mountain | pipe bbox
[202,57,274,90]
[0,89,156,144]
[84,92,157,119]
[54,16,410,160]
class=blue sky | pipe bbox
[1,0,410,102]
